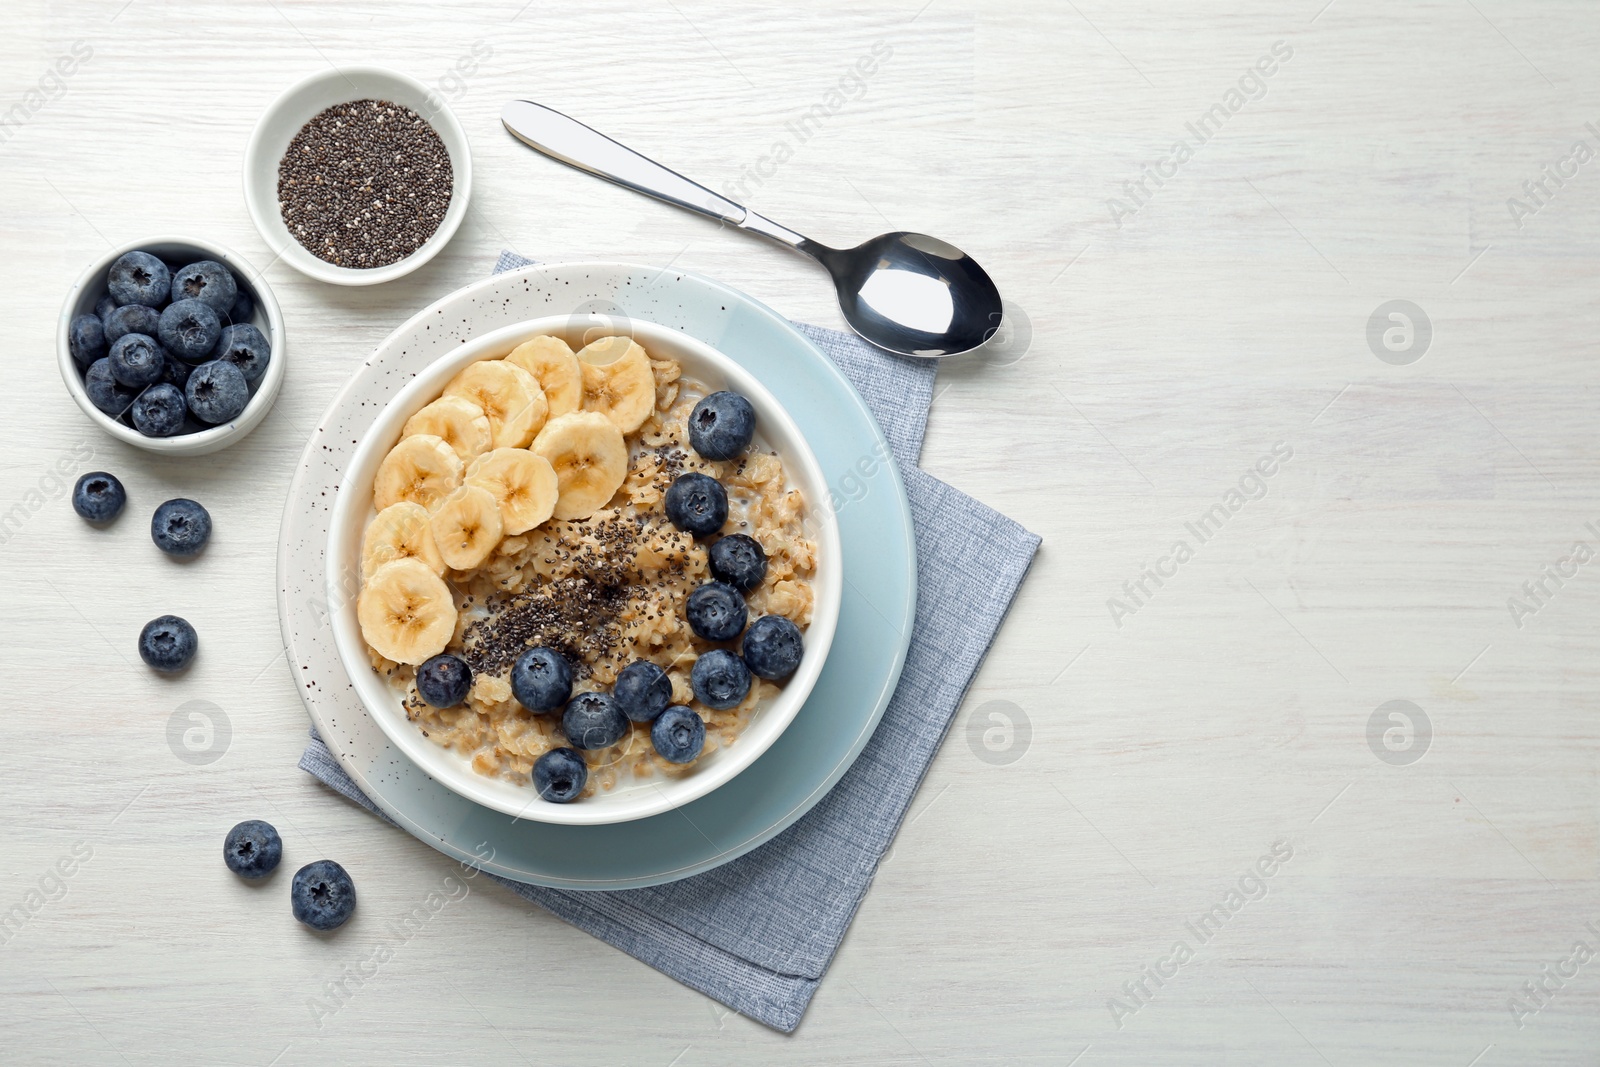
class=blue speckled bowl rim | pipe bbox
[276,261,916,889]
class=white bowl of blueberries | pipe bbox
[59,236,285,455]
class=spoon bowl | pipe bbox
[501,100,1003,359]
[813,231,1003,358]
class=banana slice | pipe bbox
[361,501,446,578]
[505,336,582,419]
[532,411,629,520]
[357,557,457,665]
[577,336,655,434]
[444,361,547,448]
[373,434,463,512]
[466,448,559,534]
[403,395,492,463]
[429,484,504,571]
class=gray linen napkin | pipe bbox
[298,251,1040,1031]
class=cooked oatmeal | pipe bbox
[358,337,816,796]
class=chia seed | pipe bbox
[277,98,452,269]
[462,577,631,678]
[457,501,702,681]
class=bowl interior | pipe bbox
[327,316,842,825]
[244,67,471,285]
[59,237,285,455]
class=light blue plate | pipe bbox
[278,262,917,890]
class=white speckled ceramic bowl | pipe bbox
[242,66,471,286]
[281,262,914,888]
[58,236,286,456]
[325,313,843,826]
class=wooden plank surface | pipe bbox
[2,0,1598,1062]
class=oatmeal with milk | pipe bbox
[355,333,816,804]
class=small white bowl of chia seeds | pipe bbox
[243,66,472,286]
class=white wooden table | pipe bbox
[4,0,1598,1062]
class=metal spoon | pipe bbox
[501,100,1003,359]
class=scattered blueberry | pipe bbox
[71,471,126,523]
[533,747,588,803]
[223,820,283,880]
[651,705,706,763]
[160,350,194,390]
[170,260,238,315]
[561,691,628,750]
[185,360,248,424]
[108,333,165,387]
[685,581,747,642]
[158,298,223,363]
[417,653,472,708]
[93,294,118,326]
[103,303,161,344]
[688,391,756,461]
[708,534,767,592]
[691,649,751,710]
[663,472,728,537]
[291,860,356,931]
[613,660,672,722]
[151,498,211,558]
[84,357,140,416]
[138,614,197,672]
[68,314,107,366]
[211,323,271,385]
[131,382,186,437]
[107,250,171,308]
[741,615,805,680]
[512,646,573,712]
[226,288,254,326]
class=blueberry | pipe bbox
[223,820,282,880]
[651,705,705,763]
[107,250,171,308]
[131,382,186,437]
[169,260,238,315]
[511,646,573,712]
[211,323,271,385]
[708,534,767,592]
[72,471,126,523]
[185,360,249,424]
[68,314,107,366]
[226,289,254,326]
[151,498,211,558]
[158,298,223,363]
[561,691,628,750]
[741,614,805,680]
[688,391,756,461]
[685,581,747,642]
[160,350,194,390]
[533,747,588,803]
[108,333,165,387]
[138,614,197,672]
[291,860,356,931]
[417,653,472,708]
[663,472,728,537]
[103,303,161,344]
[93,295,118,327]
[84,357,140,417]
[613,660,671,722]
[691,649,751,710]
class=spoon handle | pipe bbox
[500,100,813,250]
